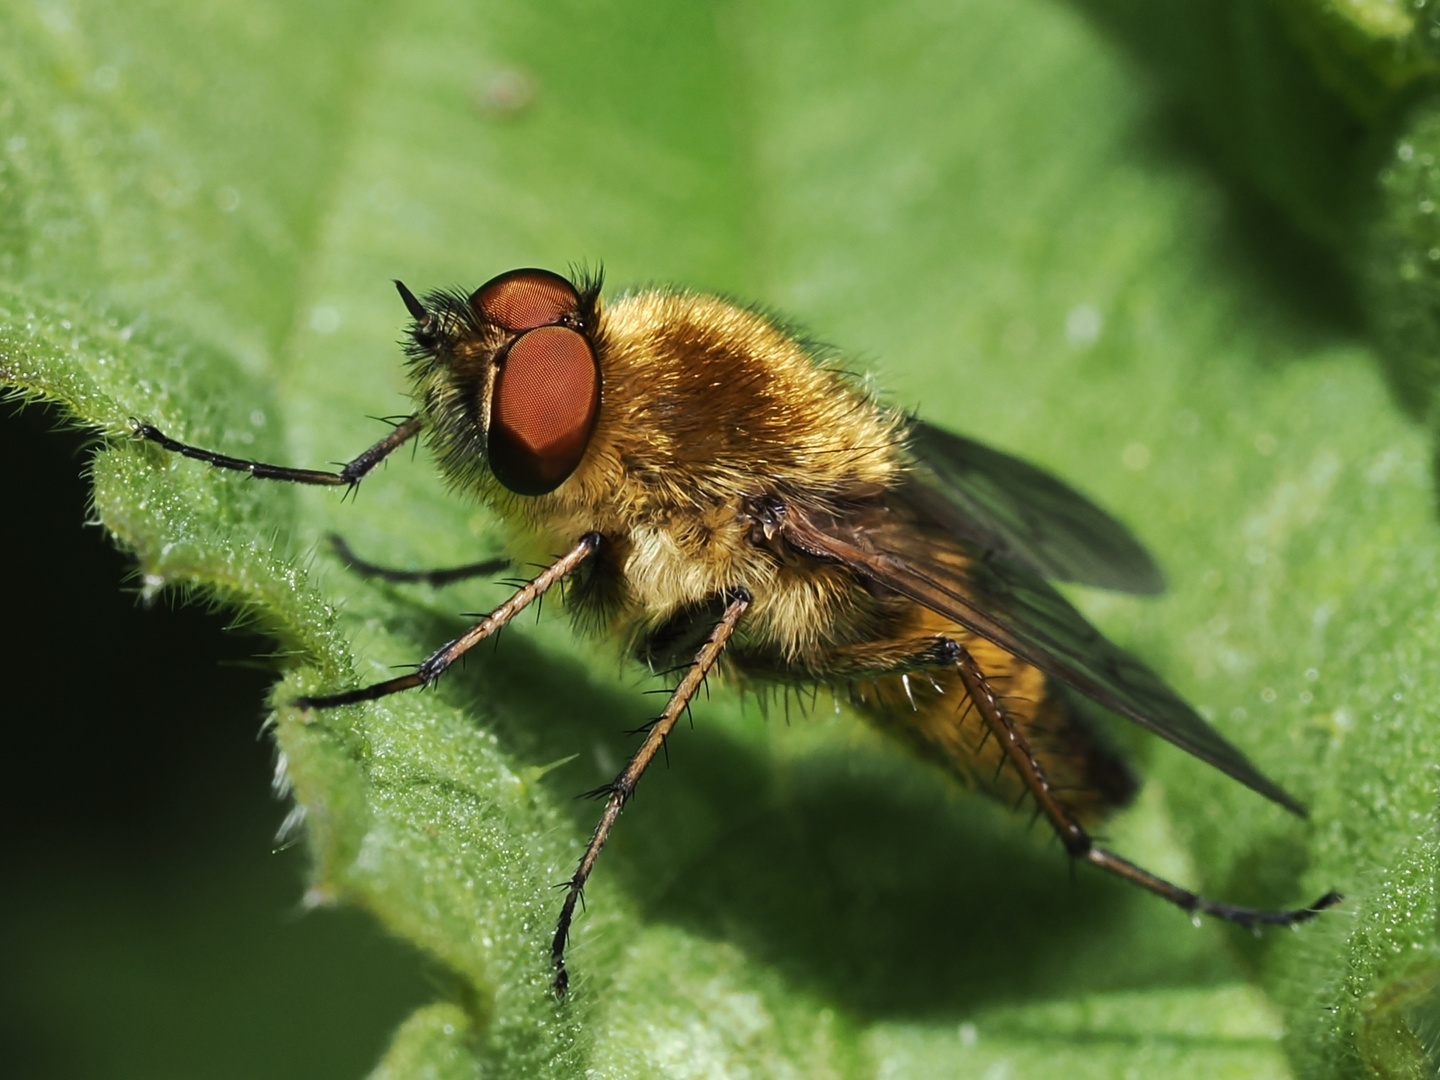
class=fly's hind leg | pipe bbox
[936,637,1341,929]
[836,632,1134,824]
[835,626,1338,928]
[551,587,752,998]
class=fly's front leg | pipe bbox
[328,534,509,586]
[134,413,425,488]
[939,637,1341,929]
[295,532,601,708]
[551,587,752,998]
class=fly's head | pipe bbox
[400,268,604,497]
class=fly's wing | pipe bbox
[906,420,1165,595]
[779,499,1305,816]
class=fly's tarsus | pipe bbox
[1085,846,1343,929]
[132,414,424,487]
[293,672,427,709]
[328,533,509,586]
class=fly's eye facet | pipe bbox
[488,325,600,495]
[473,268,580,332]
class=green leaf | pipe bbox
[4,0,1440,1076]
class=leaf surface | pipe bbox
[4,0,1439,1076]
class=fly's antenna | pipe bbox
[394,279,428,321]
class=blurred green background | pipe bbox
[8,0,1440,1077]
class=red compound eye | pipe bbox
[472,268,580,331]
[488,325,600,495]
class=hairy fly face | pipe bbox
[401,268,604,497]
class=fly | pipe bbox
[134,266,1341,996]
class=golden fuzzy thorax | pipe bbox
[467,289,909,663]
